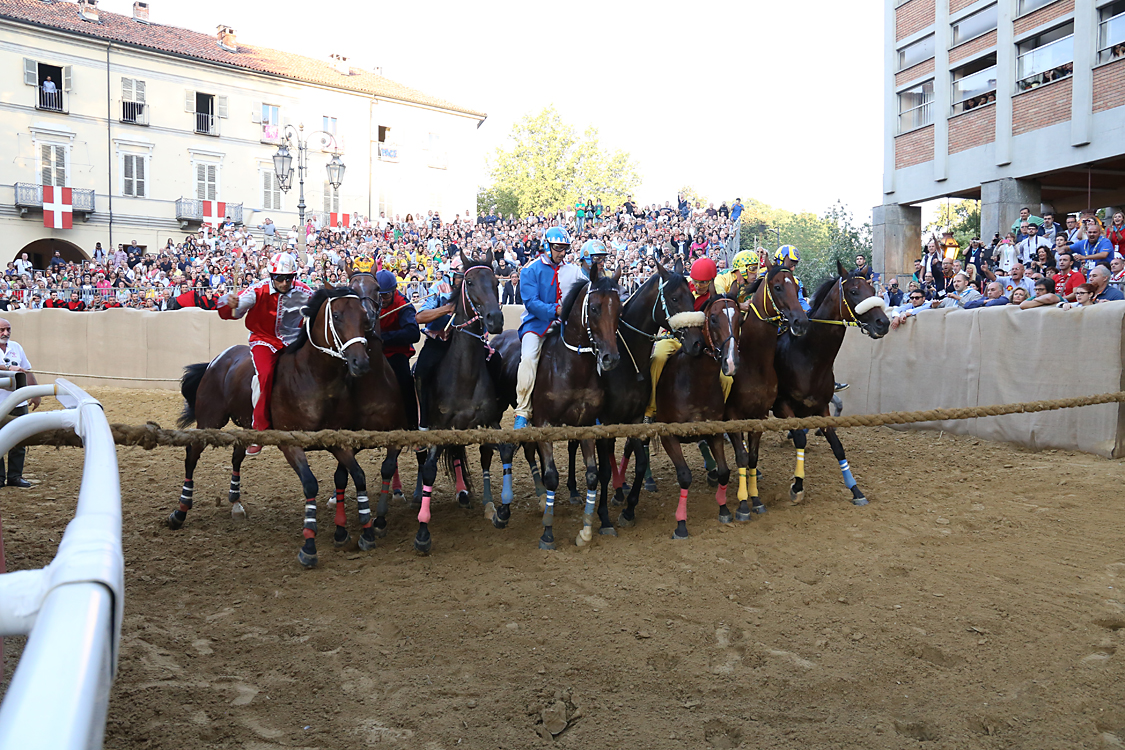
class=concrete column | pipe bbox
[872,203,922,279]
[994,0,1015,166]
[933,0,951,182]
[1070,0,1094,147]
[981,177,1041,240]
[882,0,899,197]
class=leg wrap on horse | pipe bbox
[179,479,194,511]
[737,467,748,501]
[228,472,240,502]
[542,489,555,527]
[334,490,346,528]
[839,459,857,489]
[676,488,689,522]
[303,500,317,539]
[795,448,806,479]
[501,462,513,505]
[357,493,372,527]
[419,485,433,524]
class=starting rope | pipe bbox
[21,390,1125,451]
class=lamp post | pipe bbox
[754,223,781,251]
[272,123,346,259]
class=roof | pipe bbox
[0,0,486,118]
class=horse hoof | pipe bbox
[575,531,591,547]
[457,490,471,509]
[393,489,405,501]
[297,550,318,568]
[333,529,351,549]
[734,509,752,522]
[230,503,247,522]
[752,501,768,515]
[718,508,733,524]
[644,478,658,493]
[414,537,432,555]
[789,489,804,505]
[852,495,869,506]
[671,529,690,540]
[483,501,496,522]
[539,539,556,551]
[569,490,582,505]
[598,526,618,537]
[616,513,635,528]
[166,512,183,530]
[357,534,377,552]
[492,512,509,530]
[611,490,624,507]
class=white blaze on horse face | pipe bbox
[723,307,738,374]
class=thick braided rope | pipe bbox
[22,391,1125,450]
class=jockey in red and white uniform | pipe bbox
[218,252,312,455]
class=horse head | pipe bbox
[458,250,504,334]
[582,263,622,374]
[762,256,810,337]
[654,259,707,357]
[305,287,371,378]
[706,296,742,377]
[836,259,890,338]
[347,267,379,328]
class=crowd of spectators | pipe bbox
[0,193,747,312]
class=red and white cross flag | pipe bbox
[42,185,73,229]
[330,212,351,229]
[202,200,226,227]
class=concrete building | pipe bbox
[0,0,485,267]
[875,0,1125,277]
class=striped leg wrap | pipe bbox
[542,490,555,527]
[482,469,491,497]
[179,480,194,512]
[583,488,596,521]
[377,479,390,517]
[229,472,240,500]
[749,469,759,498]
[839,459,857,489]
[303,500,317,539]
[795,449,806,479]
[501,463,513,504]
[334,490,347,528]
[357,493,371,527]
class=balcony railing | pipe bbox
[14,183,95,218]
[1017,35,1074,90]
[121,100,148,126]
[194,112,219,136]
[36,89,66,114]
[175,198,242,229]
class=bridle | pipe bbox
[561,284,618,376]
[702,298,739,362]
[348,271,379,319]
[616,273,686,376]
[808,276,887,337]
[448,265,497,358]
[746,272,786,330]
[304,293,368,361]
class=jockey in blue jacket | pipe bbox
[514,226,571,429]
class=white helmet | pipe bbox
[268,252,297,276]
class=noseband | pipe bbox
[808,277,888,337]
[450,265,497,358]
[702,298,739,361]
[305,294,368,361]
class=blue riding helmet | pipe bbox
[580,239,608,258]
[375,270,398,293]
[544,226,572,248]
[774,244,801,263]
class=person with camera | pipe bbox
[0,319,41,488]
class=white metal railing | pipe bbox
[952,65,997,113]
[1098,11,1125,64]
[1017,34,1074,89]
[0,377,123,750]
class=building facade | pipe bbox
[875,0,1125,277]
[0,0,486,268]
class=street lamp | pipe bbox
[272,123,344,257]
[754,223,781,250]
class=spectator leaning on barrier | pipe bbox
[1059,283,1099,310]
[1085,264,1125,302]
[1021,277,1060,309]
[964,281,1009,309]
[0,318,40,488]
[890,288,930,329]
[982,261,1036,299]
[1053,252,1086,299]
[934,272,981,309]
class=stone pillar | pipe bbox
[872,203,922,280]
[981,178,1041,241]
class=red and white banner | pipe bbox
[330,212,351,229]
[42,185,73,230]
[203,200,227,227]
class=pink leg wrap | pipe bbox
[334,491,346,527]
[419,486,433,524]
[392,469,402,492]
[676,488,689,522]
[716,484,727,506]
[454,461,466,493]
[613,455,629,489]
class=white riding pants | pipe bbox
[515,332,545,420]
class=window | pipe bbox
[898,80,934,132]
[1019,0,1056,15]
[952,4,997,45]
[24,59,70,113]
[122,154,146,198]
[195,163,218,201]
[40,144,67,186]
[261,104,280,142]
[323,181,339,212]
[377,125,390,143]
[185,90,226,135]
[121,78,147,124]
[1098,0,1125,64]
[897,35,935,70]
[261,169,282,210]
[952,54,997,113]
[1017,22,1074,90]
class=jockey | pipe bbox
[375,270,421,429]
[715,249,759,307]
[218,252,312,456]
[645,256,732,418]
[558,239,609,302]
[513,226,570,429]
[774,244,810,312]
[413,258,460,429]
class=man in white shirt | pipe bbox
[14,253,32,278]
[0,318,41,487]
[1016,222,1050,266]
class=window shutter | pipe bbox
[123,154,134,196]
[24,58,37,86]
[122,77,134,102]
[262,170,270,208]
[55,147,66,187]
[323,182,331,213]
[216,95,228,119]
[252,103,261,124]
[185,90,195,113]
[135,80,146,103]
[195,163,206,199]
[206,165,217,201]
[135,156,146,198]
[62,65,72,92]
[41,144,52,185]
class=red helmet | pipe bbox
[690,257,717,282]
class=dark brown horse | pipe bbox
[775,262,890,505]
[724,260,810,520]
[494,265,623,549]
[169,288,406,568]
[412,252,509,555]
[654,296,741,539]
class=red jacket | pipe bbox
[379,291,419,358]
[218,278,312,350]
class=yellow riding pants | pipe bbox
[645,338,732,417]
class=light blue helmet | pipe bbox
[580,239,608,259]
[544,226,572,248]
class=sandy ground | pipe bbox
[2,387,1125,749]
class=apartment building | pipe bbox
[0,0,486,267]
[874,0,1125,276]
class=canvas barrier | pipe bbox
[834,302,1125,458]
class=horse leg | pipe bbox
[480,442,495,517]
[490,442,515,529]
[617,437,647,528]
[789,428,807,505]
[411,448,426,508]
[330,459,351,548]
[709,434,732,524]
[539,441,559,551]
[643,442,657,492]
[595,438,616,536]
[415,446,441,555]
[575,439,600,547]
[663,437,692,540]
[824,427,867,506]
[228,445,248,521]
[280,446,320,568]
[168,444,204,529]
[611,438,627,506]
[392,465,404,501]
[567,440,582,505]
[365,447,399,549]
[453,450,470,509]
[699,439,719,487]
[526,441,546,497]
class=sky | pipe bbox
[111,0,886,221]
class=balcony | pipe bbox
[175,198,242,230]
[14,182,94,219]
[120,100,149,126]
[36,89,67,114]
[194,112,220,136]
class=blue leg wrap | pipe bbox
[501,463,513,505]
[839,459,857,489]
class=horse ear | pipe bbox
[485,249,495,267]
[655,258,668,279]
[589,262,601,282]
[673,257,685,275]
[460,250,471,269]
[612,263,623,286]
[836,258,849,279]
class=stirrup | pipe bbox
[833,382,849,393]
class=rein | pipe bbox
[807,277,887,335]
[703,298,739,361]
[746,274,785,329]
[561,286,597,356]
[304,294,368,361]
[448,265,497,359]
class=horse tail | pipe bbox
[442,444,472,496]
[177,362,208,428]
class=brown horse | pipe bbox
[724,260,810,520]
[494,265,623,549]
[654,296,742,539]
[169,287,404,568]
[775,262,890,505]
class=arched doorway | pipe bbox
[15,238,89,270]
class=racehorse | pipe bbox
[412,251,510,555]
[495,264,623,549]
[653,295,742,539]
[169,288,402,568]
[775,261,889,505]
[724,260,810,520]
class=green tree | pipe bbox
[476,185,519,218]
[482,106,641,216]
[924,199,981,250]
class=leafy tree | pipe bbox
[924,199,981,251]
[476,185,519,218]
[482,106,641,216]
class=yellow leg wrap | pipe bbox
[646,338,682,418]
[748,467,759,497]
[737,467,748,501]
[795,448,805,479]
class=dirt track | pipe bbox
[2,388,1125,749]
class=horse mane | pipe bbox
[559,274,617,322]
[809,275,840,314]
[284,286,356,354]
